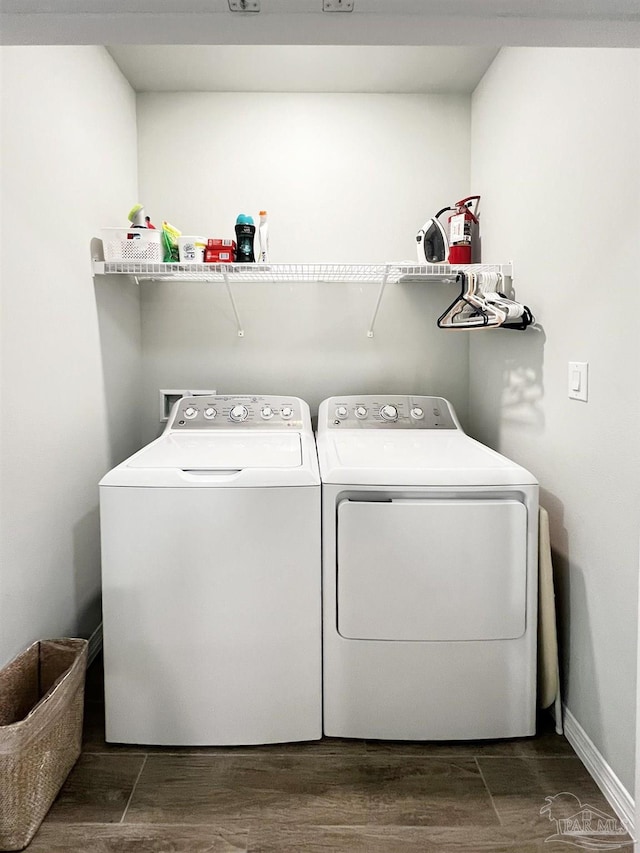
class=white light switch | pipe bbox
[568,362,588,401]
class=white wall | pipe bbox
[470,47,640,795]
[137,92,472,440]
[0,46,141,666]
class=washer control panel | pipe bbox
[324,395,457,429]
[169,396,303,430]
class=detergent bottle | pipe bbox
[234,214,255,263]
[258,211,269,263]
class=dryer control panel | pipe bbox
[168,395,304,430]
[323,395,458,430]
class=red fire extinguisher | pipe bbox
[448,196,480,264]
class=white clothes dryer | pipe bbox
[100,395,321,746]
[317,394,538,741]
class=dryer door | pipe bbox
[337,498,527,641]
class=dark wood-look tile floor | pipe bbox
[20,657,633,852]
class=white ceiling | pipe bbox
[108,45,500,94]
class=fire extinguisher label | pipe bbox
[450,213,470,244]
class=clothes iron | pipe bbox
[416,206,453,264]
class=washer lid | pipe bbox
[317,431,537,486]
[128,432,302,470]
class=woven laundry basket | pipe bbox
[0,639,88,851]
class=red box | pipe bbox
[204,239,236,263]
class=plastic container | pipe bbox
[235,214,255,263]
[0,639,88,851]
[101,227,163,263]
[178,236,206,263]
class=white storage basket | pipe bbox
[101,227,163,263]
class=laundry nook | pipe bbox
[1,6,639,851]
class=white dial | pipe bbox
[281,406,294,419]
[379,404,398,422]
[203,406,217,420]
[335,406,348,419]
[261,405,274,419]
[355,406,368,419]
[229,404,248,422]
[411,406,424,419]
[184,406,198,420]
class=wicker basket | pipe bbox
[0,639,88,851]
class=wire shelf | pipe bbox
[395,263,512,282]
[94,261,511,283]
[92,260,513,337]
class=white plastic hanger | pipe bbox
[437,272,506,329]
[437,272,533,331]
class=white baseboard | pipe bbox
[87,622,103,665]
[563,704,635,839]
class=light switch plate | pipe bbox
[568,362,588,402]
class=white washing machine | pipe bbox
[317,394,538,740]
[100,395,321,745]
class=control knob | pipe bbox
[281,406,294,420]
[411,406,424,419]
[184,406,198,420]
[203,406,217,420]
[379,404,398,422]
[261,405,274,420]
[335,406,348,419]
[355,406,368,419]
[229,404,249,422]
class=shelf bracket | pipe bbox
[222,272,245,337]
[367,270,390,338]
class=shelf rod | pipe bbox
[367,271,390,338]
[223,272,245,337]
